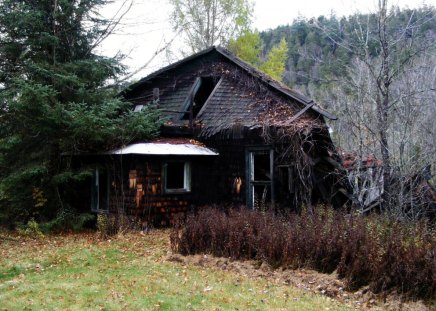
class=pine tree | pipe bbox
[0,0,159,224]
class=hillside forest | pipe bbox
[251,5,435,218]
[259,7,435,166]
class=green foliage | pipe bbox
[41,207,95,233]
[228,32,288,82]
[259,38,288,81]
[16,219,44,238]
[96,213,109,237]
[0,0,160,225]
[228,30,261,66]
[170,0,253,52]
[0,232,351,310]
[259,7,436,90]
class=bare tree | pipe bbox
[169,0,253,53]
[313,2,436,218]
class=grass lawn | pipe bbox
[0,230,352,310]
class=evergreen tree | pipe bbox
[0,0,159,224]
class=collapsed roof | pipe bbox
[122,46,336,138]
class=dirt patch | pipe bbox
[166,253,433,311]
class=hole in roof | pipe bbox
[182,76,220,120]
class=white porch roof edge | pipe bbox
[107,143,218,156]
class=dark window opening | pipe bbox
[253,153,271,181]
[166,162,184,189]
[164,162,191,192]
[182,76,220,119]
[91,168,109,212]
[247,149,274,209]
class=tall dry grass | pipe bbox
[171,206,436,298]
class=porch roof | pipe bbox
[107,142,218,156]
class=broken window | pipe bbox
[182,76,220,119]
[91,168,109,212]
[246,149,274,209]
[164,161,191,193]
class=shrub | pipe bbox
[171,206,436,299]
[15,207,94,236]
[16,218,44,238]
[97,213,141,238]
[40,206,95,233]
[337,218,436,297]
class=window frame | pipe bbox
[163,161,191,193]
[245,147,275,209]
[91,167,109,213]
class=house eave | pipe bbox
[107,142,218,156]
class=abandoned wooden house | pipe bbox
[341,150,435,218]
[83,46,347,225]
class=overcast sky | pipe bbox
[253,0,429,29]
[100,0,430,80]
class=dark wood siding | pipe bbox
[106,155,222,226]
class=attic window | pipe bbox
[182,76,220,119]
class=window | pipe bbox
[164,161,191,193]
[182,76,221,119]
[134,105,144,112]
[91,168,109,212]
[246,149,274,209]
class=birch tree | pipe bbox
[169,0,253,53]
